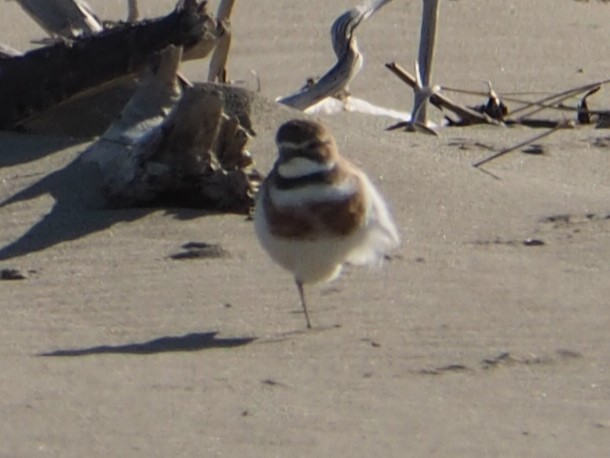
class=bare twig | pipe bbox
[386,62,494,125]
[508,79,610,120]
[576,86,601,124]
[442,86,584,114]
[473,120,574,169]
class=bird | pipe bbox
[254,118,400,329]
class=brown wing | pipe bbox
[263,169,367,239]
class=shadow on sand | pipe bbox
[0,149,216,261]
[0,156,149,261]
[39,332,256,357]
[0,132,84,168]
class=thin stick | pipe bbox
[441,86,549,97]
[442,86,580,113]
[413,0,440,124]
[386,62,494,124]
[473,121,574,169]
[207,0,235,82]
[442,80,610,117]
[508,79,610,120]
[207,28,231,82]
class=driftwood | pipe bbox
[207,0,235,83]
[127,0,140,23]
[385,62,495,126]
[81,45,184,168]
[278,0,392,111]
[412,0,440,124]
[466,81,610,128]
[386,1,610,131]
[81,45,261,213]
[387,61,610,129]
[103,87,259,211]
[507,80,610,123]
[0,0,222,129]
[13,0,104,38]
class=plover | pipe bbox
[254,119,400,328]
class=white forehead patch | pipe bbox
[277,157,335,179]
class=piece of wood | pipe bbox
[207,0,236,82]
[0,43,23,58]
[413,0,440,124]
[278,0,392,111]
[127,0,140,23]
[83,45,261,213]
[508,79,610,121]
[473,120,574,169]
[441,81,610,127]
[81,45,184,173]
[385,62,495,125]
[0,0,219,129]
[13,0,103,38]
[103,86,261,212]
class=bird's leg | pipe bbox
[295,280,312,329]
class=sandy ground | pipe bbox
[1,1,610,457]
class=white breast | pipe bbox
[268,177,357,208]
[277,157,335,179]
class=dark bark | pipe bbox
[0,1,217,129]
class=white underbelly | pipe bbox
[254,204,366,284]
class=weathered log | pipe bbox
[80,45,184,173]
[0,0,220,129]
[102,87,260,212]
[82,45,261,213]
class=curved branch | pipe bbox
[277,40,363,111]
[278,0,392,111]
